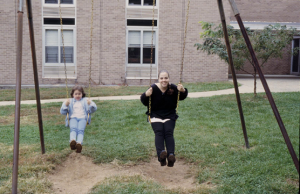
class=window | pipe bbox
[43,28,76,78]
[291,38,300,75]
[126,30,157,78]
[44,18,75,25]
[127,19,157,26]
[45,29,74,64]
[43,0,76,78]
[128,0,156,6]
[128,30,156,64]
[45,0,73,4]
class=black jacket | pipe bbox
[140,83,188,120]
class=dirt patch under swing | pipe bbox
[47,152,204,194]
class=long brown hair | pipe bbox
[70,86,86,98]
[158,70,174,95]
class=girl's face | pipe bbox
[73,90,83,101]
[159,72,169,88]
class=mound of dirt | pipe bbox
[47,152,199,194]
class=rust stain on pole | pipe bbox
[217,0,249,148]
[26,0,45,154]
[228,0,299,174]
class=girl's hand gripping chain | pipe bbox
[87,99,91,105]
[146,87,153,97]
[65,99,70,106]
[177,83,185,92]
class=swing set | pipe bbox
[11,0,299,193]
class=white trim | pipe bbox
[42,26,77,78]
[42,0,77,79]
[230,21,300,30]
[126,0,159,8]
[126,27,159,79]
[43,0,76,7]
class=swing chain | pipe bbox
[176,0,190,114]
[88,0,94,99]
[59,1,71,124]
[148,0,155,123]
[87,0,94,125]
[59,2,68,99]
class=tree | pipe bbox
[195,22,299,96]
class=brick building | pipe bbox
[0,0,299,86]
[230,0,300,76]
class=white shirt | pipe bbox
[70,101,86,118]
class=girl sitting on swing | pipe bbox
[140,70,188,167]
[60,86,97,153]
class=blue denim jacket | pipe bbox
[60,97,97,127]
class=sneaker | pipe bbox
[167,154,176,167]
[70,140,76,150]
[76,143,82,153]
[159,151,167,166]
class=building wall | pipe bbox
[0,1,43,85]
[6,1,299,85]
[233,46,292,75]
[128,0,229,85]
[230,0,300,23]
[229,0,300,75]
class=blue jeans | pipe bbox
[69,117,87,144]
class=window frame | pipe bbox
[43,0,76,7]
[42,26,77,78]
[291,36,300,75]
[126,26,158,79]
[126,0,158,8]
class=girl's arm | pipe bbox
[172,84,188,100]
[140,85,154,106]
[60,100,70,115]
[88,100,97,114]
[179,88,188,100]
[140,92,149,106]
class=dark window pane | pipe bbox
[45,0,58,4]
[129,0,141,5]
[127,20,157,26]
[292,39,299,72]
[144,0,155,6]
[61,0,73,4]
[44,18,75,25]
[61,46,73,63]
[143,48,155,63]
[46,46,58,63]
[128,48,140,63]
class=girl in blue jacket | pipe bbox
[60,86,97,153]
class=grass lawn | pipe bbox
[0,92,299,193]
[0,81,236,101]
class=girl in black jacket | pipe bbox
[140,70,188,167]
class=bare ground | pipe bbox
[47,152,202,194]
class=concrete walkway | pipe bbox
[0,78,299,106]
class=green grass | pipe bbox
[0,81,236,101]
[0,92,299,193]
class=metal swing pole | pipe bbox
[228,0,299,174]
[217,0,249,148]
[26,0,45,154]
[12,0,24,193]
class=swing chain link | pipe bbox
[176,0,190,114]
[59,1,70,124]
[87,0,94,125]
[89,0,94,99]
[59,2,68,99]
[148,0,155,123]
